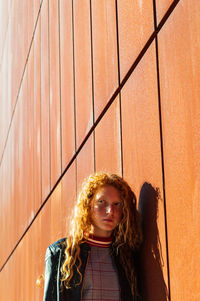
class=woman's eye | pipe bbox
[98,199,105,204]
[114,202,121,207]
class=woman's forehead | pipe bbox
[94,185,121,199]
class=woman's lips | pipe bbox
[103,219,113,222]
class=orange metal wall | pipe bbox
[0,0,199,300]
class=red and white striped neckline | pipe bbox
[85,234,112,248]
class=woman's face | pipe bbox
[90,185,123,237]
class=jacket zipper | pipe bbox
[80,250,91,301]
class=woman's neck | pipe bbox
[89,225,113,238]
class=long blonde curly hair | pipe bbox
[60,172,142,297]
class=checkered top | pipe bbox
[82,245,120,301]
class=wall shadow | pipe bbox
[138,182,169,301]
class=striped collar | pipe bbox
[85,234,112,248]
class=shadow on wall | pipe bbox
[138,182,169,301]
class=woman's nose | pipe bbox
[106,204,114,214]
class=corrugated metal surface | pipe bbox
[40,0,51,201]
[59,0,75,170]
[158,1,200,299]
[0,0,199,300]
[92,0,118,117]
[121,43,169,299]
[49,0,61,187]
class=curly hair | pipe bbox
[60,172,142,297]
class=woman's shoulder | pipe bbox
[45,238,67,259]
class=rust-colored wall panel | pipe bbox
[27,44,35,225]
[0,28,13,160]
[121,44,161,196]
[77,136,95,193]
[27,0,34,46]
[0,137,13,267]
[158,1,200,299]
[59,0,75,169]
[19,72,29,236]
[34,216,43,301]
[34,0,41,26]
[14,92,25,243]
[3,104,14,266]
[0,162,3,267]
[10,125,15,262]
[0,51,14,265]
[33,15,42,211]
[121,44,168,300]
[156,0,175,23]
[95,99,122,175]
[10,0,22,111]
[117,0,154,79]
[11,0,28,111]
[41,196,51,257]
[61,164,76,236]
[0,260,9,300]
[0,0,11,60]
[74,0,93,148]
[0,214,44,301]
[50,183,62,243]
[49,0,61,187]
[91,0,118,118]
[8,100,22,264]
[0,0,40,141]
[9,0,40,112]
[0,54,6,158]
[0,63,6,158]
[40,0,51,201]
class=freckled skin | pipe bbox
[90,185,122,237]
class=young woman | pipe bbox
[43,172,142,301]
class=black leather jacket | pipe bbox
[43,238,141,301]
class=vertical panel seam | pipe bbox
[71,0,77,196]
[115,0,123,178]
[32,34,36,214]
[58,0,62,173]
[89,0,96,173]
[48,0,51,190]
[153,0,171,300]
[39,10,42,205]
[27,57,30,226]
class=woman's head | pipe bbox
[70,172,142,249]
[90,184,123,237]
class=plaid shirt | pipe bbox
[82,237,120,301]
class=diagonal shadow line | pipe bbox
[0,0,181,272]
